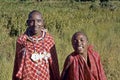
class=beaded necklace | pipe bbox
[27,29,51,63]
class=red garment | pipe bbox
[61,46,107,80]
[12,32,60,80]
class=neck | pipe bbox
[33,33,41,37]
[28,31,42,37]
[79,51,88,62]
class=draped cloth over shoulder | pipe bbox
[12,32,60,80]
[61,46,107,80]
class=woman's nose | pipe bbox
[33,20,37,26]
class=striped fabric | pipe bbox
[12,32,60,80]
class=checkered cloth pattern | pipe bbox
[12,32,60,80]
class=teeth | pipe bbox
[78,46,83,49]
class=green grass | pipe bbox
[0,1,120,80]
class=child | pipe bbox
[61,31,107,80]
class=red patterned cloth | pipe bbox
[12,32,60,80]
[61,46,107,80]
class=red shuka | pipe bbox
[12,32,60,80]
[61,46,107,80]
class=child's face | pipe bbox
[72,33,88,54]
[27,12,44,35]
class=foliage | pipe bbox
[0,1,120,80]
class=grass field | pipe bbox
[0,0,120,80]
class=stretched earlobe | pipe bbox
[26,20,29,26]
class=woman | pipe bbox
[12,10,60,80]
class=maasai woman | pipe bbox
[61,31,107,80]
[12,10,60,80]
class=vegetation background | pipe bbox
[0,0,120,80]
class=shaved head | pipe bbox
[28,10,42,20]
[72,31,88,42]
[26,10,44,36]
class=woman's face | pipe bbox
[27,12,44,35]
[72,33,88,54]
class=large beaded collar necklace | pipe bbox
[27,29,47,43]
[27,29,51,63]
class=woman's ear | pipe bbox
[26,20,29,26]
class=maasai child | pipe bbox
[61,31,107,80]
[12,10,60,80]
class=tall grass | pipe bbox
[0,1,120,80]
